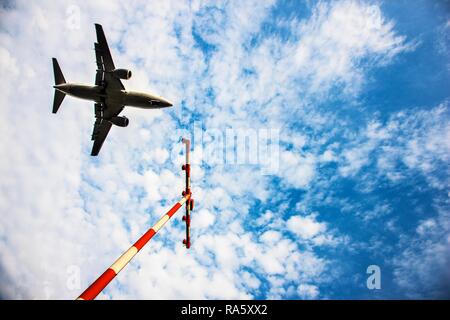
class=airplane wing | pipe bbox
[94,23,124,90]
[91,118,112,156]
[90,102,123,156]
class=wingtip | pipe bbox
[91,146,100,156]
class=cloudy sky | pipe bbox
[0,0,449,299]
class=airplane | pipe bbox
[52,23,173,156]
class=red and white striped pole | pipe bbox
[77,137,193,300]
[181,138,193,249]
[77,195,190,300]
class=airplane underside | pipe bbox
[52,24,173,156]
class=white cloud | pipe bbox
[260,230,282,244]
[279,151,316,188]
[393,232,450,298]
[338,103,450,188]
[416,219,437,236]
[292,0,412,96]
[142,147,169,165]
[297,283,319,299]
[339,144,374,177]
[241,271,261,290]
[361,203,392,222]
[320,149,337,162]
[194,209,215,230]
[287,215,326,240]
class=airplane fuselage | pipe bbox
[54,83,172,109]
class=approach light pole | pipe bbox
[77,138,194,300]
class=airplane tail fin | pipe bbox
[52,58,66,114]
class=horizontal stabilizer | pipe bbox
[52,89,65,114]
[52,58,66,113]
[52,58,66,85]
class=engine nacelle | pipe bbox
[112,68,132,80]
[109,116,129,127]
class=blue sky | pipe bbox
[0,0,449,299]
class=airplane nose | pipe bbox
[149,96,173,107]
[159,99,173,107]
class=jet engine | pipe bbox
[109,116,129,127]
[112,68,132,80]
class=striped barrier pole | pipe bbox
[77,195,190,300]
[181,138,193,249]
